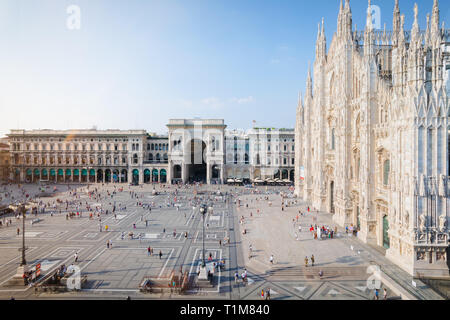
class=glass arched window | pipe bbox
[383,159,390,186]
[331,128,335,150]
[133,154,138,164]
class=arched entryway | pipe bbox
[212,165,220,179]
[121,169,128,183]
[105,169,111,183]
[188,139,206,183]
[73,169,80,182]
[81,169,88,182]
[173,165,181,179]
[65,169,71,182]
[26,169,32,183]
[113,169,119,183]
[97,169,103,183]
[289,169,295,182]
[58,169,64,182]
[144,169,151,183]
[50,169,56,182]
[152,169,159,182]
[274,170,280,179]
[132,169,139,184]
[41,169,48,181]
[160,169,167,183]
[282,169,288,180]
[89,169,96,183]
[33,169,40,182]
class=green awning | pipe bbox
[133,169,139,175]
[144,169,150,175]
[26,169,32,175]
[152,169,158,175]
[34,169,40,175]
[42,169,48,176]
[82,169,87,176]
[50,169,56,176]
[66,169,71,175]
[73,169,79,175]
[89,169,95,176]
[58,169,63,176]
[160,169,166,176]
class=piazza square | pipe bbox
[0,0,449,304]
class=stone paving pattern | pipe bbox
[0,183,444,300]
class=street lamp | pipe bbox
[19,204,26,266]
[199,204,207,267]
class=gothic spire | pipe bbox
[431,0,440,43]
[425,13,431,46]
[306,63,313,99]
[366,0,373,31]
[393,0,401,45]
[345,0,350,11]
[411,3,420,43]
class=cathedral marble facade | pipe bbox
[295,0,450,277]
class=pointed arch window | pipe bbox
[383,159,390,186]
[331,128,336,150]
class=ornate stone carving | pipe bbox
[417,251,426,261]
[438,215,447,232]
[419,214,426,232]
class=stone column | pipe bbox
[167,162,172,184]
[206,164,211,184]
[182,163,188,184]
[139,169,143,184]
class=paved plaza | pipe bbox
[0,183,444,300]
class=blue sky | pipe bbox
[0,0,448,137]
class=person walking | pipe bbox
[266,288,271,300]
[383,288,387,300]
[311,255,315,267]
[159,250,162,259]
[260,289,265,300]
[374,289,379,300]
[234,271,239,284]
[269,255,274,265]
[106,241,110,249]
[147,246,151,256]
[304,256,308,267]
[74,252,78,263]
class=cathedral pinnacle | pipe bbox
[366,0,373,31]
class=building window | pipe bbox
[331,128,335,150]
[383,159,390,186]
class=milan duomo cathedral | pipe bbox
[295,0,450,277]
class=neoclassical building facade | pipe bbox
[295,0,450,277]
